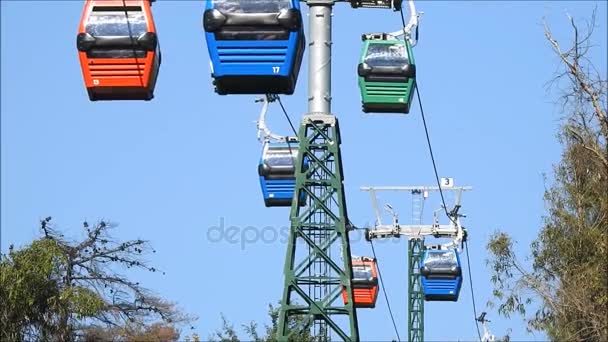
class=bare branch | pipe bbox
[544,12,608,140]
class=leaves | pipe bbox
[1,238,65,340]
[209,303,314,342]
[486,10,607,342]
[81,322,181,342]
[1,218,195,341]
[60,287,105,318]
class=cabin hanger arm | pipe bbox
[256,94,289,143]
[388,0,422,46]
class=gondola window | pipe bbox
[364,43,409,68]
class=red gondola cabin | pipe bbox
[77,0,161,101]
[342,256,379,308]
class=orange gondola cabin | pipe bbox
[342,256,379,308]
[77,0,161,101]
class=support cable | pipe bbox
[276,96,299,158]
[279,97,351,225]
[465,240,482,341]
[370,239,402,342]
[277,96,299,137]
[414,84,483,342]
[401,7,482,339]
[399,4,407,28]
[122,0,145,88]
[414,86,452,223]
[258,95,297,164]
[278,97,346,211]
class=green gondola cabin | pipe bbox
[358,33,416,113]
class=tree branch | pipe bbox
[544,14,608,140]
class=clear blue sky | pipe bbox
[2,1,606,341]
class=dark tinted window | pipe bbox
[88,49,147,59]
[86,9,147,38]
[364,42,409,67]
[215,27,290,41]
[423,250,458,269]
[212,0,291,13]
[264,147,297,167]
[352,265,373,281]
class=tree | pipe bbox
[210,303,314,342]
[486,10,607,342]
[1,237,70,340]
[81,322,181,342]
[0,217,194,341]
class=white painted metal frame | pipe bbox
[360,185,472,249]
[256,94,291,143]
[388,0,422,46]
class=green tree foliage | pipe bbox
[210,303,314,342]
[1,238,78,340]
[81,322,181,341]
[0,217,194,341]
[486,11,607,342]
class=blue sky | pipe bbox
[1,1,606,341]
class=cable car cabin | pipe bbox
[420,248,462,301]
[203,0,305,95]
[342,257,379,308]
[358,33,416,113]
[77,0,161,101]
[258,141,306,207]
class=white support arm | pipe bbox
[256,95,287,143]
[388,0,421,46]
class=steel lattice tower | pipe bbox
[277,114,359,341]
[408,238,424,341]
[408,190,424,341]
[277,1,359,340]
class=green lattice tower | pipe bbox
[277,113,359,341]
[408,238,424,342]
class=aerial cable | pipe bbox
[415,83,482,341]
[414,85,454,225]
[465,240,482,341]
[121,0,145,87]
[370,239,402,342]
[273,95,300,163]
[277,96,299,137]
[276,97,342,199]
[342,223,401,340]
[477,312,496,342]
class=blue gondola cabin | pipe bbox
[420,248,462,301]
[203,0,305,95]
[258,140,305,207]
